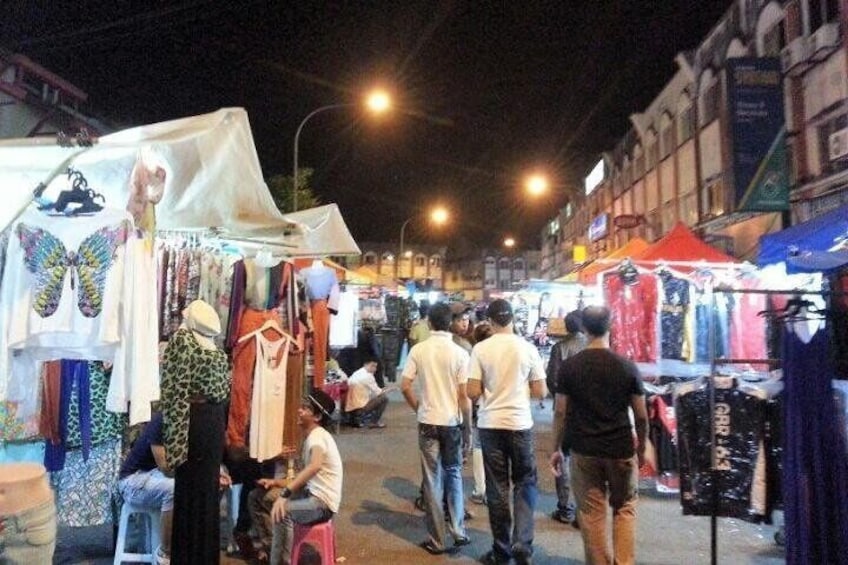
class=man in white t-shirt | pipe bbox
[401,302,473,556]
[344,357,397,428]
[468,299,547,565]
[271,389,343,565]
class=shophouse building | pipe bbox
[443,248,541,301]
[0,48,108,139]
[542,0,848,273]
[345,241,447,291]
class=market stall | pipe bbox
[0,109,361,535]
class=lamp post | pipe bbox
[292,89,391,212]
[398,206,449,279]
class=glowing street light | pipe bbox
[504,237,516,248]
[525,173,549,197]
[399,206,450,278]
[292,87,392,212]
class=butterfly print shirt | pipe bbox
[0,208,160,425]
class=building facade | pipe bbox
[345,241,447,289]
[542,0,848,273]
[0,49,108,139]
[443,249,541,301]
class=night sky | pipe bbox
[1,1,731,250]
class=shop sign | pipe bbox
[572,245,586,263]
[584,159,605,195]
[613,214,643,229]
[588,213,608,242]
[726,57,789,212]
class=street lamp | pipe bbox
[398,206,449,279]
[525,173,549,197]
[292,88,391,212]
[503,237,516,248]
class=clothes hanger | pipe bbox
[39,168,105,216]
[237,318,293,343]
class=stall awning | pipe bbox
[576,237,650,284]
[638,222,737,265]
[758,204,848,273]
[0,108,293,237]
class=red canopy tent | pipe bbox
[636,222,737,269]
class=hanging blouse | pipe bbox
[0,208,159,425]
[604,271,658,363]
[161,329,230,470]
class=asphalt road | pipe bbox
[55,392,786,564]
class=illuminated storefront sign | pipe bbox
[584,159,604,195]
[588,213,609,241]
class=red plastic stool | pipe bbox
[292,519,336,564]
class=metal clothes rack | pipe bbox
[705,286,842,565]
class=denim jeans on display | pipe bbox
[418,423,466,549]
[0,498,57,564]
[478,428,538,560]
[271,491,333,565]
[570,453,639,565]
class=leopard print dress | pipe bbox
[160,328,230,470]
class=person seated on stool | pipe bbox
[344,355,398,428]
[271,390,343,565]
[246,459,289,563]
[116,411,173,565]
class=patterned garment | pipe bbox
[0,400,39,441]
[65,362,126,448]
[164,246,178,337]
[50,438,121,527]
[186,249,201,304]
[161,329,230,470]
[16,222,129,318]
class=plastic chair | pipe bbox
[291,519,336,565]
[113,501,162,564]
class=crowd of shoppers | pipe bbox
[119,299,647,565]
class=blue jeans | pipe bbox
[0,499,56,564]
[418,423,466,549]
[118,469,175,512]
[479,428,538,560]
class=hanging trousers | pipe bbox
[311,299,330,390]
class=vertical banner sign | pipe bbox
[726,57,789,212]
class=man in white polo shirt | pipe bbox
[401,301,473,556]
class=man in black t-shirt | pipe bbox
[117,412,173,564]
[549,306,648,565]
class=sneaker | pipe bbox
[155,545,171,565]
[551,509,577,527]
[454,536,471,548]
[470,492,486,505]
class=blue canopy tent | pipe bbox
[758,204,848,272]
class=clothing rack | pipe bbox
[705,285,842,565]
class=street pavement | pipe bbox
[55,392,786,564]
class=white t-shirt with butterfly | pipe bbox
[0,207,160,424]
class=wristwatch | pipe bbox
[280,487,292,499]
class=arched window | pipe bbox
[513,258,525,270]
[676,93,693,144]
[498,258,510,270]
[699,69,718,126]
[429,255,442,268]
[415,254,426,267]
[364,251,377,265]
[660,112,674,158]
[381,252,394,264]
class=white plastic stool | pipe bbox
[113,501,162,564]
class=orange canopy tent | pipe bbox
[577,237,650,285]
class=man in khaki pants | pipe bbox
[549,306,648,565]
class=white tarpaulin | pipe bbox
[280,203,362,257]
[0,108,359,256]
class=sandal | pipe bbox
[419,540,448,555]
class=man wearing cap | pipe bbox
[401,301,473,555]
[467,299,547,565]
[449,302,474,353]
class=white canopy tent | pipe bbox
[0,108,360,255]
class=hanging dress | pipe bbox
[249,333,290,462]
[782,322,848,564]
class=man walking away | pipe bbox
[546,310,587,526]
[468,299,547,565]
[401,301,473,555]
[549,305,648,565]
